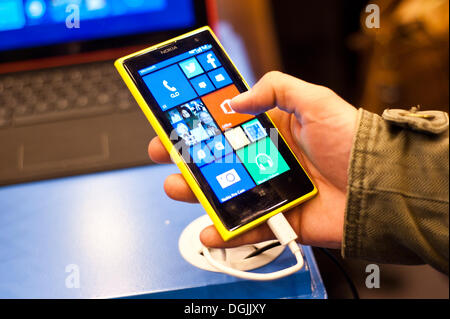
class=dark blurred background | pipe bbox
[217,0,449,114]
[215,0,449,298]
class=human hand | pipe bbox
[148,71,358,249]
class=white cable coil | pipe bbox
[202,213,305,281]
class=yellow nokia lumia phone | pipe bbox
[115,26,317,241]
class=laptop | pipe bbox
[0,0,212,185]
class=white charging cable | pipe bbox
[202,213,304,281]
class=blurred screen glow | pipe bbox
[0,0,195,52]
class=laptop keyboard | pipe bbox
[0,61,136,128]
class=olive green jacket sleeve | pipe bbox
[342,108,449,274]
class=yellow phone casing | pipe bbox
[114,26,317,241]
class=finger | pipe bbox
[200,223,275,248]
[163,173,198,203]
[231,71,331,118]
[148,137,172,164]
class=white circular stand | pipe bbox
[178,215,285,272]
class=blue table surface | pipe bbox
[0,164,326,299]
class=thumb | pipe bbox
[231,71,334,120]
[200,224,275,248]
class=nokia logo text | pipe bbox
[160,46,178,54]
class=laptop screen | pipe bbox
[0,0,196,52]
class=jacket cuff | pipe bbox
[341,108,448,273]
[342,108,371,259]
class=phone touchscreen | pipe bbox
[122,31,315,231]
